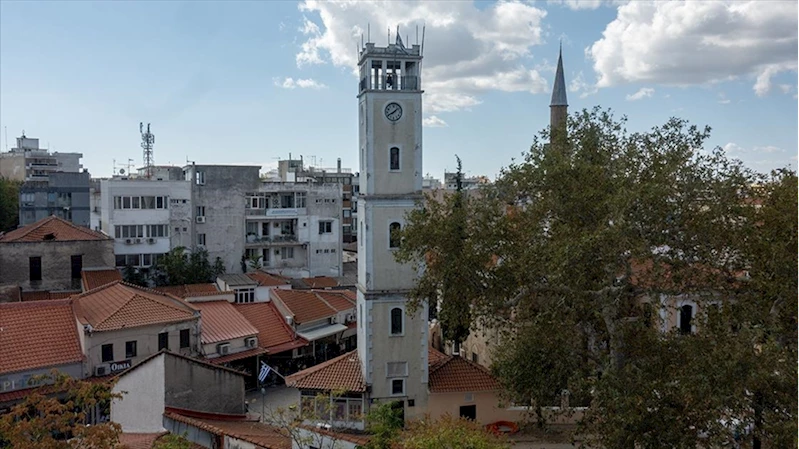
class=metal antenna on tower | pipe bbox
[139,122,155,179]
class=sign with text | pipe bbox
[109,360,132,374]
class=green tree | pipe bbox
[152,433,193,449]
[362,402,404,449]
[398,414,509,449]
[151,247,218,286]
[212,256,226,279]
[122,264,148,287]
[396,107,796,448]
[0,371,121,449]
[0,177,21,232]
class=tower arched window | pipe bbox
[389,147,400,171]
[390,307,403,335]
[389,222,401,249]
[679,304,693,334]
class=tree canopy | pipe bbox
[123,246,225,287]
[396,107,797,448]
[0,177,21,233]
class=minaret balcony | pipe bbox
[360,75,420,93]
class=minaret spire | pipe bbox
[550,42,568,141]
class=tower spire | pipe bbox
[550,43,568,141]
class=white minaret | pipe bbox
[356,35,429,420]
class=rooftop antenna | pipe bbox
[367,23,370,43]
[387,26,390,45]
[416,25,419,45]
[139,122,155,179]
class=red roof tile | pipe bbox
[0,215,109,243]
[81,269,122,291]
[301,276,338,289]
[246,271,290,287]
[272,290,336,324]
[428,350,500,393]
[154,283,220,299]
[192,301,258,344]
[0,299,84,375]
[118,432,168,449]
[20,290,79,301]
[164,410,289,449]
[315,290,356,312]
[234,302,307,353]
[285,350,365,392]
[72,281,197,331]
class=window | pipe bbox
[147,225,168,238]
[472,353,479,363]
[343,210,351,218]
[296,192,307,208]
[280,194,294,208]
[115,225,144,239]
[196,206,205,218]
[319,221,333,234]
[390,307,403,335]
[389,222,401,248]
[281,247,294,260]
[142,196,155,209]
[196,171,205,185]
[180,329,190,348]
[131,196,140,209]
[156,196,165,209]
[71,255,82,280]
[125,341,137,358]
[158,332,169,350]
[113,196,122,209]
[197,233,206,246]
[390,147,400,170]
[101,344,114,362]
[29,257,42,281]
[122,196,131,209]
[348,401,363,421]
[391,379,405,396]
[235,288,255,304]
[679,304,693,334]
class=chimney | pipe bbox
[337,158,342,173]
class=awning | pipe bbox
[297,324,348,342]
[208,347,267,365]
[265,338,308,355]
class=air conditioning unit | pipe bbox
[245,337,257,348]
[147,238,156,244]
[135,238,142,244]
[329,315,338,325]
[217,343,231,355]
[196,216,206,223]
[125,239,133,245]
[346,313,356,323]
[95,365,109,376]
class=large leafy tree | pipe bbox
[396,108,796,448]
[150,246,223,286]
[0,177,21,232]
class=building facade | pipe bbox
[19,171,91,227]
[356,40,429,420]
[0,134,83,182]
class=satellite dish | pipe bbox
[119,169,125,175]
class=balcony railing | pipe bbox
[245,234,300,246]
[360,75,420,92]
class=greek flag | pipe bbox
[258,362,271,382]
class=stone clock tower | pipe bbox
[356,39,429,420]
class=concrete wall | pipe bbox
[427,391,522,425]
[111,352,165,433]
[84,319,200,375]
[202,335,254,360]
[0,153,26,180]
[163,354,246,415]
[358,199,417,292]
[163,415,218,448]
[0,239,114,291]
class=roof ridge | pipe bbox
[286,350,358,383]
[0,298,72,310]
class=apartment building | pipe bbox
[0,134,83,182]
[99,177,192,269]
[244,181,343,278]
[19,171,91,227]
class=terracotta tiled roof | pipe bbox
[192,300,258,344]
[154,283,220,299]
[246,271,290,287]
[315,290,356,312]
[118,432,168,449]
[208,346,267,365]
[234,302,308,353]
[285,350,365,392]
[20,290,79,301]
[272,290,336,325]
[81,268,122,291]
[0,215,109,243]
[300,276,338,289]
[164,410,290,449]
[428,350,500,393]
[0,299,84,375]
[72,281,198,331]
[427,347,449,371]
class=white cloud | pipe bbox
[423,116,448,127]
[293,0,550,120]
[723,142,745,155]
[273,77,328,90]
[549,0,604,10]
[588,1,798,94]
[779,84,792,94]
[717,92,731,104]
[569,71,598,98]
[625,87,654,101]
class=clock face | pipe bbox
[384,102,403,122]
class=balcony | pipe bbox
[359,75,420,93]
[245,234,303,247]
[246,207,307,218]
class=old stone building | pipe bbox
[0,215,114,292]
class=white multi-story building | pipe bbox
[0,134,83,182]
[243,182,343,278]
[99,177,192,269]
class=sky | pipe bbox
[1,1,796,179]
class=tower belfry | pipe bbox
[550,44,568,141]
[356,30,428,420]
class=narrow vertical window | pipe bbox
[158,332,169,350]
[390,307,403,335]
[679,304,693,334]
[389,222,401,249]
[29,257,42,281]
[389,147,400,170]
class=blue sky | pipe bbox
[1,1,796,179]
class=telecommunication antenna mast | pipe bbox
[139,122,155,179]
